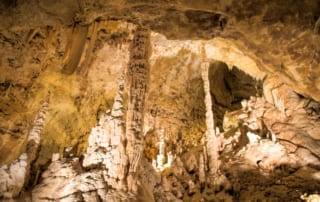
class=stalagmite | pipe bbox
[82,73,128,190]
[199,153,206,189]
[27,92,50,158]
[125,26,150,192]
[1,2,320,200]
[0,93,50,199]
[32,75,130,201]
[25,92,50,186]
[0,154,27,198]
[200,45,221,176]
[157,128,166,168]
[152,128,175,171]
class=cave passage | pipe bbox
[208,61,262,130]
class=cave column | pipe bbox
[201,61,216,137]
[125,26,150,193]
[201,55,220,176]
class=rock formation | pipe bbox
[125,26,150,193]
[1,1,320,201]
[0,92,49,199]
[32,71,129,201]
[201,60,221,177]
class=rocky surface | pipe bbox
[19,62,320,201]
[0,20,133,169]
[0,93,49,199]
[0,1,320,201]
[146,74,320,201]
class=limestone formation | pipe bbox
[0,153,27,198]
[82,72,128,190]
[0,93,49,199]
[32,73,129,200]
[1,1,320,201]
[301,193,320,202]
[201,60,221,176]
[125,26,150,193]
[32,27,156,201]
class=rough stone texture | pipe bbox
[32,27,158,201]
[0,93,49,198]
[0,20,132,169]
[0,153,27,199]
[82,73,128,190]
[32,74,128,201]
[209,61,261,129]
[1,0,320,100]
[262,75,320,162]
[125,26,150,193]
[1,1,320,201]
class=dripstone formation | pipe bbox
[1,0,320,201]
[125,26,150,193]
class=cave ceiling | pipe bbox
[1,0,320,100]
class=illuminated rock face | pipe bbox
[0,153,27,199]
[31,81,128,200]
[0,93,49,198]
[1,1,320,201]
[82,73,128,190]
[32,27,157,201]
[262,75,320,165]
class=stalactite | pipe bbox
[78,21,100,76]
[61,25,89,74]
[0,92,50,199]
[125,26,150,193]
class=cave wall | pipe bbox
[0,0,320,201]
[0,21,133,168]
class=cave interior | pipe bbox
[1,0,320,201]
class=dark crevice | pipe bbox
[208,61,262,130]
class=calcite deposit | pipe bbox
[1,0,320,201]
[0,93,49,198]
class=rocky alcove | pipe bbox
[208,61,262,130]
[1,1,320,201]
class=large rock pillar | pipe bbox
[125,26,150,193]
[201,58,220,176]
